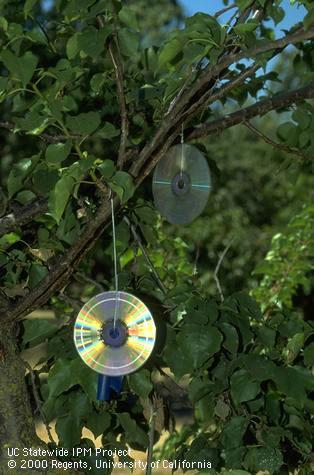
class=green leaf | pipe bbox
[7,158,33,198]
[277,122,297,143]
[214,399,230,419]
[304,8,314,30]
[96,122,120,139]
[48,359,76,398]
[32,169,59,195]
[118,413,148,447]
[221,416,248,450]
[48,175,75,223]
[177,324,222,370]
[1,50,38,87]
[29,263,48,289]
[55,392,89,449]
[304,343,314,366]
[244,447,283,474]
[86,411,111,438]
[128,369,153,398]
[0,232,20,250]
[15,190,36,204]
[230,369,260,404]
[234,21,259,35]
[159,36,183,67]
[45,140,72,166]
[221,322,239,354]
[66,27,110,60]
[110,171,135,203]
[24,0,38,18]
[98,160,115,179]
[15,110,49,135]
[118,28,139,57]
[66,112,101,135]
[22,319,60,347]
[292,106,311,130]
[286,332,304,362]
[118,6,138,30]
[55,414,82,447]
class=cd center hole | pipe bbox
[178,179,185,189]
[109,328,120,339]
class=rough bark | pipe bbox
[0,322,80,475]
[0,322,41,474]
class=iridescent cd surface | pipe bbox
[152,144,211,225]
[74,291,156,376]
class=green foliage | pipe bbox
[155,291,314,473]
[252,204,314,311]
[0,0,313,473]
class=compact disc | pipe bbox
[74,291,156,376]
[152,144,211,225]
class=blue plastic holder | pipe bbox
[97,374,124,401]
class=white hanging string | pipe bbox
[111,198,119,328]
[180,123,184,177]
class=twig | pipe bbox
[146,395,157,475]
[123,216,167,294]
[24,361,56,445]
[214,238,234,303]
[244,120,313,160]
[187,84,314,140]
[58,293,82,312]
[214,3,237,18]
[75,271,105,293]
[0,121,70,144]
[97,15,129,169]
[157,367,186,394]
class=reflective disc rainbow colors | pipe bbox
[153,144,211,225]
[74,291,156,376]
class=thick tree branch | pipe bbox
[0,197,48,237]
[131,27,314,176]
[187,84,314,140]
[3,198,115,323]
[244,120,314,160]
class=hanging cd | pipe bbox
[74,291,156,376]
[152,144,211,225]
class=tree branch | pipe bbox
[97,15,129,169]
[108,40,129,169]
[146,395,157,475]
[244,120,314,160]
[123,216,167,294]
[187,84,314,140]
[24,361,56,445]
[214,3,237,19]
[131,27,314,176]
[0,197,48,237]
[3,197,115,323]
[0,121,69,144]
[214,238,234,303]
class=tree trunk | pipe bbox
[0,321,80,475]
[0,322,41,468]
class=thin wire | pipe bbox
[180,123,184,177]
[111,198,119,328]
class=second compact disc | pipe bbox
[74,291,156,376]
[152,144,211,225]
